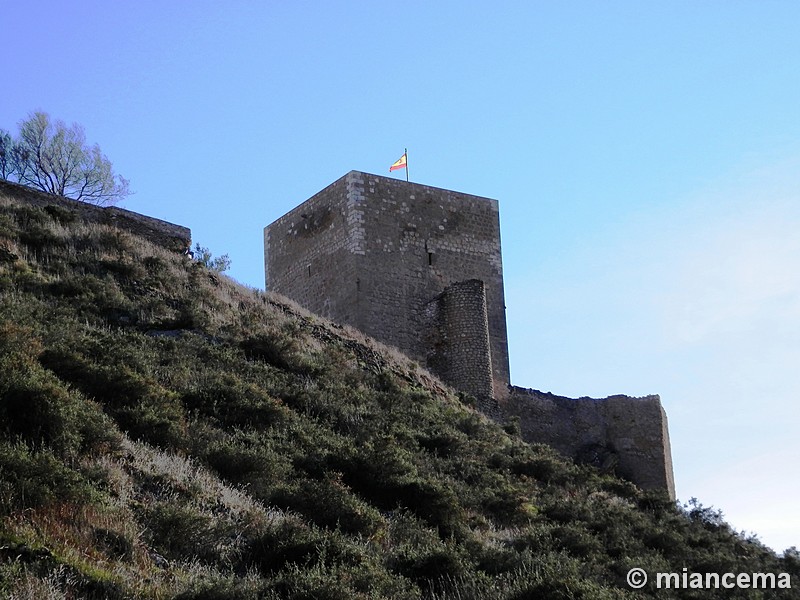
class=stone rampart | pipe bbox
[506,387,675,499]
[0,179,191,251]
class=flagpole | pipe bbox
[405,148,409,182]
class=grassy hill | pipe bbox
[0,187,797,599]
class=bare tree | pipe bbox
[3,112,130,206]
[0,129,16,180]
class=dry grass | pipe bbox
[116,438,284,528]
[1,436,291,598]
[2,501,163,598]
[6,566,73,600]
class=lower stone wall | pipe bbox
[0,179,191,251]
[504,387,675,499]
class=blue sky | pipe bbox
[3,1,799,552]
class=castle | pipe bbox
[265,171,675,499]
[0,176,674,498]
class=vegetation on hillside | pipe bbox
[0,188,797,599]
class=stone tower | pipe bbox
[264,170,509,403]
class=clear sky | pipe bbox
[3,1,799,553]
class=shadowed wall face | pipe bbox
[264,171,510,398]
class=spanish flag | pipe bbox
[389,152,407,172]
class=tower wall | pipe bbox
[263,175,361,326]
[427,279,495,403]
[264,171,510,398]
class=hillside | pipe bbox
[0,187,797,599]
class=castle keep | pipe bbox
[264,171,509,403]
[265,171,675,499]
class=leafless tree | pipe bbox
[0,129,16,180]
[2,112,130,206]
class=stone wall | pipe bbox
[264,175,359,324]
[264,170,510,398]
[505,387,676,499]
[0,179,191,251]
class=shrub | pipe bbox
[417,431,462,457]
[201,432,291,501]
[389,542,469,591]
[145,502,226,562]
[269,477,384,537]
[549,524,603,558]
[174,571,264,600]
[246,520,363,577]
[480,484,534,526]
[113,390,188,450]
[91,527,134,561]
[683,497,726,530]
[0,441,93,513]
[339,443,464,537]
[0,327,121,459]
[240,332,306,373]
[2,378,84,456]
[44,204,77,224]
[182,376,288,429]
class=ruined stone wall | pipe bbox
[0,179,191,251]
[264,170,510,397]
[505,387,676,499]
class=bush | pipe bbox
[550,524,603,558]
[247,520,363,577]
[201,433,291,500]
[240,332,307,373]
[175,572,264,600]
[145,502,226,562]
[113,390,188,449]
[1,378,119,458]
[389,542,469,591]
[182,375,288,429]
[0,325,121,458]
[0,441,93,513]
[269,477,384,536]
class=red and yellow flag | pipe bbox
[389,152,407,172]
